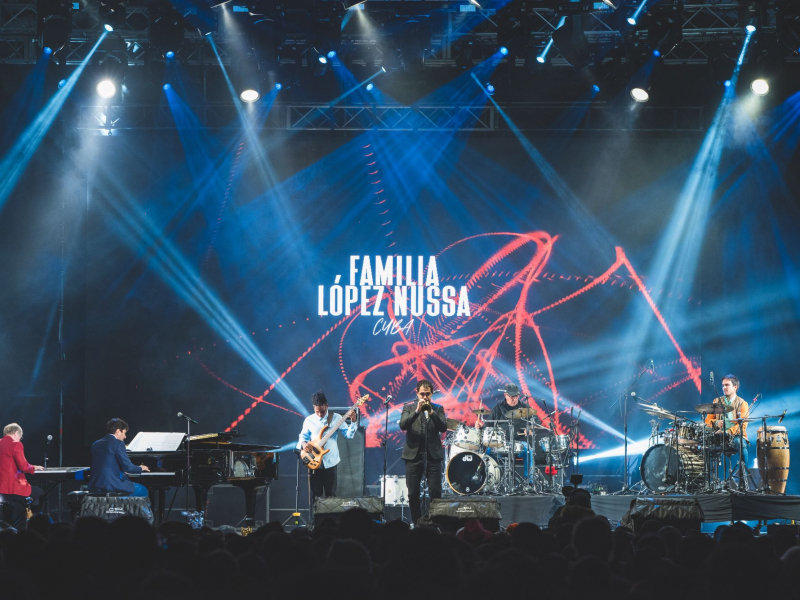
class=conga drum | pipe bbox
[757,426,790,494]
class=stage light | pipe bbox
[43,46,53,55]
[536,55,545,64]
[275,82,282,90]
[592,84,600,92]
[96,79,117,99]
[99,0,125,32]
[745,24,756,33]
[539,15,567,67]
[240,88,260,103]
[165,51,175,59]
[653,50,661,57]
[750,78,769,96]
[724,79,732,87]
[327,50,336,59]
[499,46,509,56]
[38,1,73,56]
[58,79,67,89]
[366,82,374,91]
[627,17,636,26]
[318,55,328,64]
[486,83,495,95]
[343,0,367,8]
[104,23,113,32]
[630,87,649,102]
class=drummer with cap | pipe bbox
[477,383,533,480]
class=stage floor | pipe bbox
[436,491,800,528]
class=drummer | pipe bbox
[704,374,750,478]
[477,383,533,479]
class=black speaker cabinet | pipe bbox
[313,496,383,527]
[622,497,703,534]
[425,498,501,533]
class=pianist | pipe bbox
[89,418,151,497]
[0,423,43,526]
[297,391,358,502]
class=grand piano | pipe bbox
[126,431,279,527]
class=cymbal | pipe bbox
[472,408,492,416]
[696,403,733,414]
[505,407,537,419]
[446,418,462,431]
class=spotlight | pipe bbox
[318,55,328,64]
[485,83,495,95]
[43,46,53,55]
[381,66,386,73]
[536,55,545,64]
[58,79,67,89]
[275,82,282,90]
[343,0,367,8]
[745,24,756,33]
[627,17,637,26]
[630,87,649,102]
[750,78,769,95]
[499,46,509,56]
[592,84,600,92]
[38,2,72,56]
[366,82,374,91]
[104,23,114,32]
[723,79,732,87]
[163,83,171,91]
[327,50,336,59]
[240,88,260,103]
[653,49,661,57]
[99,0,125,32]
[96,79,117,99]
[165,51,175,59]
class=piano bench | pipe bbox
[75,494,154,526]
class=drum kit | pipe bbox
[442,406,574,496]
[637,398,790,494]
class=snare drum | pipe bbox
[446,452,500,495]
[482,427,507,451]
[380,475,409,506]
[757,426,790,494]
[453,424,481,451]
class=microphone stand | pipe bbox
[612,363,648,494]
[381,394,392,521]
[421,407,429,526]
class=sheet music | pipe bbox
[126,431,185,452]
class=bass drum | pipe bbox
[446,451,500,495]
[640,444,703,493]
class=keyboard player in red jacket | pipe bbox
[0,423,43,526]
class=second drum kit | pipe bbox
[442,406,573,496]
[637,398,791,494]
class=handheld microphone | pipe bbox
[648,358,656,375]
[46,435,53,445]
[779,409,787,425]
[177,412,199,424]
[710,371,715,386]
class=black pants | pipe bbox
[0,494,28,528]
[404,453,442,525]
[310,463,337,502]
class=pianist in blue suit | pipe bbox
[89,418,150,497]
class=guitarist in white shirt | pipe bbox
[297,391,358,501]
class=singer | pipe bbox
[400,379,447,525]
[89,418,151,497]
[0,423,44,526]
[704,374,750,479]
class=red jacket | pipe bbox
[0,435,34,496]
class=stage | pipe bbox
[462,492,800,529]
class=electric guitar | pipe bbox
[300,395,369,470]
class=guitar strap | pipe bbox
[327,411,333,426]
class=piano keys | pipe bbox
[28,467,91,514]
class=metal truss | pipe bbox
[75,102,705,133]
[1,1,797,65]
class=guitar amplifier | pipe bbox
[313,497,384,527]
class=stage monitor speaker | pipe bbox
[204,484,270,529]
[424,498,501,533]
[622,497,703,534]
[313,496,383,527]
[329,409,365,498]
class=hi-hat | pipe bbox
[505,407,537,419]
[696,403,733,414]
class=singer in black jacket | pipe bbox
[400,379,448,525]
